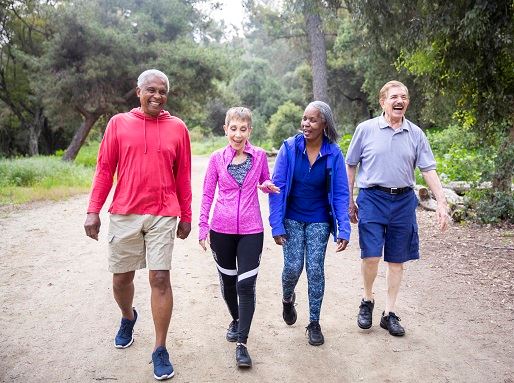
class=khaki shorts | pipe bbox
[107,214,177,273]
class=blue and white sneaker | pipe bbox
[152,346,175,380]
[114,308,138,348]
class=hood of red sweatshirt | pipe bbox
[129,108,173,153]
[129,107,172,120]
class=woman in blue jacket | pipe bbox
[269,101,351,346]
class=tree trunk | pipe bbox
[26,107,46,156]
[304,3,329,102]
[62,113,101,162]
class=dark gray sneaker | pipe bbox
[235,343,252,368]
[357,299,374,329]
[306,321,324,346]
[226,320,238,342]
[380,311,405,336]
[282,292,297,325]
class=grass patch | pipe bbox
[191,136,227,155]
[0,156,93,205]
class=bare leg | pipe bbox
[113,271,136,320]
[385,262,404,314]
[362,257,380,301]
[149,270,173,351]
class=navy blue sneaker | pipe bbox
[152,346,175,380]
[114,308,138,348]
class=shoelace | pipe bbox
[119,322,131,336]
[306,322,321,333]
[154,350,171,367]
[228,320,238,331]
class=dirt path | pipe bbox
[1,156,513,383]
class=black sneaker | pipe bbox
[380,311,405,336]
[357,299,374,329]
[282,292,297,325]
[305,321,324,346]
[235,343,252,368]
[226,320,238,342]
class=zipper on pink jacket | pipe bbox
[227,150,246,235]
[237,186,242,234]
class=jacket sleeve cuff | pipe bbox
[271,225,286,237]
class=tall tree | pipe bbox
[0,0,51,155]
[35,0,228,161]
[303,1,328,102]
[348,0,513,214]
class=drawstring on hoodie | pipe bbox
[157,118,161,152]
[142,113,161,154]
[144,116,147,154]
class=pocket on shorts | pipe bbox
[410,223,419,254]
[108,233,119,253]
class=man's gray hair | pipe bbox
[137,69,169,93]
[307,101,340,143]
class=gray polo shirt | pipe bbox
[346,115,436,188]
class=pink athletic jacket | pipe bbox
[199,142,272,240]
[87,108,192,222]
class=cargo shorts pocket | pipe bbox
[409,223,419,256]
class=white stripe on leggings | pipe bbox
[238,267,259,282]
[216,264,237,276]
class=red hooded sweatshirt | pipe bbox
[87,108,192,222]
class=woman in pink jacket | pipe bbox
[199,107,279,369]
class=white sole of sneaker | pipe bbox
[114,336,134,348]
[154,371,175,380]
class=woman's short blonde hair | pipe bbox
[379,81,409,102]
[225,107,252,126]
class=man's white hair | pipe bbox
[137,69,169,93]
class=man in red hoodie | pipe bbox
[84,69,191,381]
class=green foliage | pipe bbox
[75,142,100,168]
[0,156,92,188]
[424,125,495,183]
[268,101,303,149]
[190,136,227,155]
[466,189,514,224]
[339,133,352,155]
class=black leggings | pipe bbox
[209,230,263,344]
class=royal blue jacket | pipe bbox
[269,134,351,241]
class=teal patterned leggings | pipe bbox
[282,218,331,322]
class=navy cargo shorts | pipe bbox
[356,187,419,263]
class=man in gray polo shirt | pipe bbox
[346,80,449,336]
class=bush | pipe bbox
[422,125,495,184]
[339,133,353,156]
[465,189,514,224]
[268,101,303,149]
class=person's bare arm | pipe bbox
[346,164,358,224]
[421,169,450,231]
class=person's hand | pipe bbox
[199,239,207,251]
[177,221,191,239]
[257,181,280,194]
[436,204,450,232]
[335,239,348,252]
[349,200,358,224]
[273,235,286,246]
[84,213,101,241]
